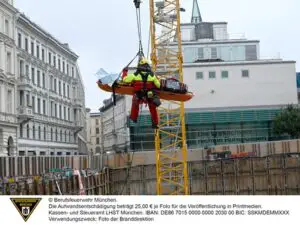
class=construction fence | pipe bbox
[109,154,300,195]
[0,168,110,195]
[0,139,300,195]
[1,154,300,195]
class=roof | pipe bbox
[183,59,296,68]
[90,112,102,117]
[172,39,260,46]
[99,95,125,112]
[181,22,228,26]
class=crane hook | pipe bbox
[134,0,141,9]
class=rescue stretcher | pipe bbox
[97,80,194,102]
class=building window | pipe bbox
[63,83,66,96]
[7,90,12,113]
[54,79,57,92]
[31,67,35,84]
[64,106,66,120]
[32,96,35,113]
[38,126,41,140]
[31,41,34,56]
[65,131,67,143]
[43,100,46,115]
[37,70,40,87]
[27,124,30,138]
[54,103,57,117]
[50,128,53,141]
[58,81,61,95]
[20,124,23,138]
[18,33,22,48]
[59,105,62,119]
[50,76,53,90]
[58,58,61,71]
[48,52,52,65]
[211,47,217,59]
[72,67,74,77]
[62,61,65,73]
[26,94,30,107]
[55,129,58,141]
[42,73,45,88]
[25,65,29,76]
[96,138,100,145]
[50,101,53,117]
[69,131,71,143]
[25,38,28,51]
[221,71,229,79]
[60,130,63,142]
[37,98,41,114]
[19,60,24,76]
[242,70,249,78]
[96,119,99,125]
[196,72,203,80]
[198,47,204,59]
[33,125,35,139]
[68,108,70,121]
[67,64,69,75]
[36,45,40,58]
[245,45,257,60]
[53,55,56,67]
[96,128,99,134]
[209,71,216,79]
[42,48,45,61]
[5,19,9,36]
[67,85,70,98]
[6,52,11,73]
[44,127,46,140]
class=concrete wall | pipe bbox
[183,61,297,109]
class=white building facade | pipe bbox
[0,0,87,156]
[0,0,18,156]
[100,95,130,153]
[86,110,103,155]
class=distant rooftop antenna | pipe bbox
[191,0,202,23]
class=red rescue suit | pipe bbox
[122,68,161,127]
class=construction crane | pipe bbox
[97,0,190,195]
[149,0,189,195]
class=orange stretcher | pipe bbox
[97,81,194,102]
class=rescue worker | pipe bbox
[122,57,161,129]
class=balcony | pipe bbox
[18,106,34,123]
[72,99,83,108]
[0,112,17,125]
[18,75,32,90]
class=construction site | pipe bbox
[1,139,300,195]
[0,0,299,196]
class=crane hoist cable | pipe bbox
[111,0,145,106]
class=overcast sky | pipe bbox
[15,0,300,112]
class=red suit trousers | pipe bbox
[130,95,159,125]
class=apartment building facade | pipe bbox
[0,0,18,156]
[0,0,87,156]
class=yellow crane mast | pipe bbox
[149,0,189,195]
